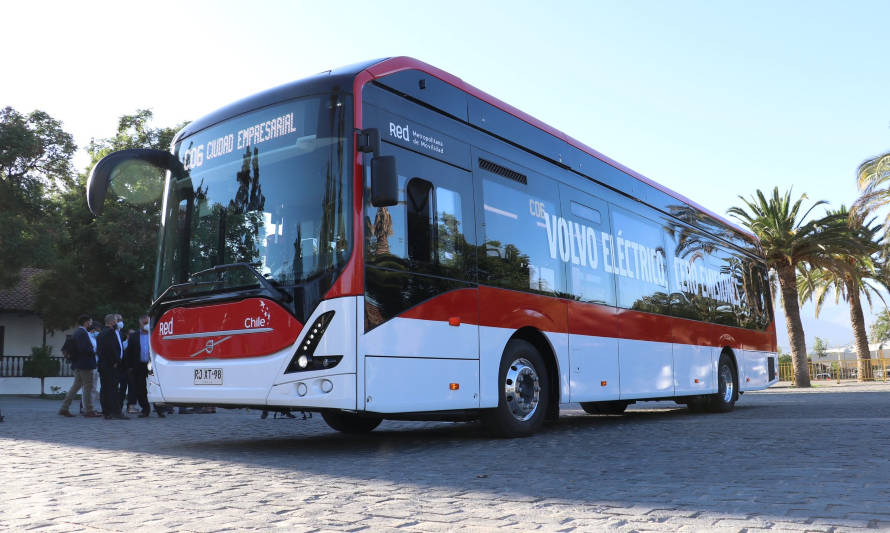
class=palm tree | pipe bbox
[372,207,394,255]
[797,207,886,382]
[853,151,890,225]
[728,188,868,387]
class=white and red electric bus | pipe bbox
[87,57,777,436]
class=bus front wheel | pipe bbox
[321,410,383,433]
[482,339,550,438]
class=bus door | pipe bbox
[610,207,675,399]
[360,142,479,413]
[558,186,621,403]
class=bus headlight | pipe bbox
[285,311,340,373]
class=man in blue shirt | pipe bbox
[59,315,101,418]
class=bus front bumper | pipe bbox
[147,362,357,410]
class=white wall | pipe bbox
[0,377,75,395]
[0,312,74,357]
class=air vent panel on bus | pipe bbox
[479,158,527,185]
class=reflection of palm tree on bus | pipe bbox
[372,207,394,255]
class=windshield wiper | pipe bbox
[189,262,292,303]
[149,262,292,315]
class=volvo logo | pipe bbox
[188,335,232,358]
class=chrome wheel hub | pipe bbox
[720,364,734,403]
[504,358,540,421]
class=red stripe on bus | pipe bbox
[397,286,776,352]
[399,288,479,324]
[615,308,674,344]
[478,286,568,334]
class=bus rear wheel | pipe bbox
[321,410,383,433]
[708,354,738,413]
[481,339,550,438]
[580,401,629,415]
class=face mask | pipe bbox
[117,321,124,330]
[142,324,149,332]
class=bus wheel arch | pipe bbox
[708,347,740,413]
[510,327,560,422]
[720,346,740,402]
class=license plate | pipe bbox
[194,368,223,385]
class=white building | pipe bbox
[0,268,74,358]
[823,343,890,361]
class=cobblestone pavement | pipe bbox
[2,383,890,532]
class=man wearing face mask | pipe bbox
[114,313,130,411]
[87,323,102,413]
[124,314,160,417]
[97,314,128,420]
[59,315,101,418]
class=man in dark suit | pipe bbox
[96,313,129,420]
[59,314,101,417]
[114,313,131,411]
[125,314,162,417]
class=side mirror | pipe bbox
[86,148,184,215]
[370,156,398,207]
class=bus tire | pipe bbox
[580,400,629,415]
[321,410,382,433]
[481,339,550,438]
[708,354,738,413]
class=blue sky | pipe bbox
[4,0,890,351]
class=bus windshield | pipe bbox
[156,94,352,299]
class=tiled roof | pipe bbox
[0,268,43,312]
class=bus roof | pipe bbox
[356,57,758,245]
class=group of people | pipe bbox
[59,313,159,419]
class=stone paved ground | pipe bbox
[2,382,890,532]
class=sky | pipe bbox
[4,0,890,351]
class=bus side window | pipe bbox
[611,208,671,315]
[479,174,563,296]
[405,177,467,277]
[562,189,615,306]
[406,178,434,263]
[708,250,740,328]
[435,187,463,269]
[665,226,710,322]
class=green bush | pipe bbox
[22,345,60,397]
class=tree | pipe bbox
[728,188,870,387]
[853,151,890,231]
[0,107,75,288]
[869,309,890,343]
[22,345,59,397]
[797,207,887,381]
[34,110,186,330]
[811,337,829,359]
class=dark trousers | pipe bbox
[99,368,120,415]
[131,370,150,414]
[117,368,128,409]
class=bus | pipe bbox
[87,57,777,437]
